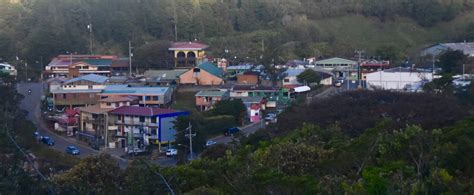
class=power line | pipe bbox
[4,125,56,194]
[139,159,175,195]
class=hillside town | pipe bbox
[2,41,472,161]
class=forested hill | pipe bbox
[1,0,474,68]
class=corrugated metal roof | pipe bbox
[195,90,228,97]
[315,57,357,65]
[109,106,187,117]
[101,85,170,95]
[63,74,109,84]
[198,62,223,78]
[144,69,187,80]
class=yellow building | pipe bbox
[169,42,209,67]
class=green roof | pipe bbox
[198,62,223,78]
[195,90,228,97]
[80,59,113,66]
[314,57,357,65]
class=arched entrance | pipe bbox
[187,52,196,66]
[177,51,186,67]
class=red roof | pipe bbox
[250,104,261,110]
[109,106,184,117]
[283,84,303,89]
[169,42,209,50]
[65,108,79,117]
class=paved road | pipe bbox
[212,121,265,144]
[17,83,98,158]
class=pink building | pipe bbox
[249,103,262,123]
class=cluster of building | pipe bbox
[41,41,474,153]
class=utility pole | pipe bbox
[355,50,364,88]
[40,56,43,81]
[184,122,195,160]
[87,23,93,55]
[128,41,133,77]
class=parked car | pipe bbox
[127,147,146,155]
[265,113,278,124]
[41,136,54,146]
[205,140,217,147]
[66,145,80,155]
[224,127,240,136]
[334,80,342,87]
[166,148,178,157]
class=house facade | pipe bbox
[100,85,173,107]
[51,74,108,107]
[195,90,230,111]
[78,96,137,148]
[314,57,357,71]
[169,42,209,67]
[44,55,129,78]
[179,62,224,85]
[230,85,291,106]
[108,106,189,151]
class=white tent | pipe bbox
[294,86,311,93]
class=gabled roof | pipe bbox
[314,57,357,65]
[144,69,187,80]
[63,74,109,85]
[283,69,305,77]
[195,90,228,97]
[198,62,223,78]
[109,106,188,117]
[79,104,115,114]
[169,42,209,51]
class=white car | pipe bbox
[206,140,217,147]
[166,148,178,157]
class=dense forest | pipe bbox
[1,0,474,70]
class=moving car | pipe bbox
[334,80,343,87]
[224,127,240,136]
[41,136,54,146]
[205,140,217,147]
[166,148,178,157]
[66,145,80,155]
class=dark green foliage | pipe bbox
[437,50,467,73]
[208,99,247,125]
[296,69,322,85]
[277,90,469,137]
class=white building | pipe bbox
[365,67,433,91]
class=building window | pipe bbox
[115,103,119,107]
[145,96,151,101]
[152,96,158,101]
[62,94,66,99]
[151,117,157,123]
[92,114,98,119]
[151,128,157,135]
[106,103,111,106]
[284,79,290,82]
[88,85,93,89]
[89,94,95,98]
[139,116,145,122]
